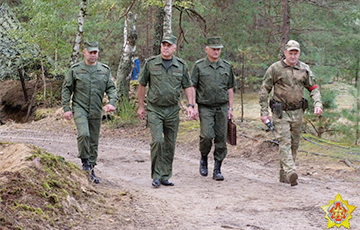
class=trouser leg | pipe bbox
[147,104,179,180]
[88,118,102,166]
[74,115,91,160]
[290,117,302,163]
[213,105,228,161]
[148,109,164,180]
[199,105,215,157]
[162,107,180,181]
[274,115,295,175]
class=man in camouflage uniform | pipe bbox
[137,34,196,188]
[191,37,235,181]
[62,42,117,184]
[259,40,323,186]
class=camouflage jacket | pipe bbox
[62,61,117,119]
[191,57,235,106]
[138,54,192,107]
[259,59,322,117]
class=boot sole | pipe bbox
[289,172,298,186]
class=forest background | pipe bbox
[1,0,360,144]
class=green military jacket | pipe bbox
[62,61,117,119]
[259,59,322,117]
[191,57,235,106]
[138,54,192,107]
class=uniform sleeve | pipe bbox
[228,65,236,89]
[190,63,199,87]
[138,60,150,86]
[61,68,75,112]
[305,67,323,109]
[105,71,118,106]
[181,63,192,89]
[258,66,274,117]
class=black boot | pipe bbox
[213,160,224,181]
[199,155,208,176]
[89,165,100,184]
[81,158,91,171]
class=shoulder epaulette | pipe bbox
[176,57,186,65]
[100,63,110,70]
[222,59,231,66]
[146,56,157,62]
[70,63,80,69]
[195,58,205,65]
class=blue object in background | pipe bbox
[132,58,140,80]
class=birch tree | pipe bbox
[163,0,172,35]
[116,11,138,103]
[71,0,87,65]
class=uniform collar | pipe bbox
[79,61,100,72]
[205,57,225,69]
[154,54,180,68]
[281,58,301,69]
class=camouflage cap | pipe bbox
[285,40,300,52]
[162,34,177,45]
[84,41,99,52]
[206,37,223,49]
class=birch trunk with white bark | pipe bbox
[116,12,138,103]
[71,0,86,65]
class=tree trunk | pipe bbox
[116,12,138,103]
[18,67,28,102]
[355,50,360,145]
[281,0,290,48]
[153,7,164,55]
[71,0,87,65]
[163,0,172,35]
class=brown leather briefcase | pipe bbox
[227,119,237,145]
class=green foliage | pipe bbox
[303,87,339,138]
[335,85,360,144]
[109,97,138,127]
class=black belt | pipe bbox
[282,103,302,111]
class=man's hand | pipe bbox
[137,107,146,120]
[260,115,271,125]
[64,111,73,120]
[187,107,199,120]
[105,104,116,112]
[228,109,234,120]
[314,107,323,116]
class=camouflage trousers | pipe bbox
[147,103,180,181]
[273,108,303,177]
[74,113,102,166]
[198,103,228,161]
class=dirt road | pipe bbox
[1,117,359,230]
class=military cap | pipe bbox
[84,41,99,52]
[162,34,177,45]
[206,37,223,49]
[285,40,300,52]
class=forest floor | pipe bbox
[0,80,360,230]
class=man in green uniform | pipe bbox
[62,41,117,184]
[191,37,235,181]
[259,40,323,186]
[137,34,196,188]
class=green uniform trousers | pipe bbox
[273,108,303,176]
[74,113,102,166]
[147,103,180,180]
[198,103,228,161]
